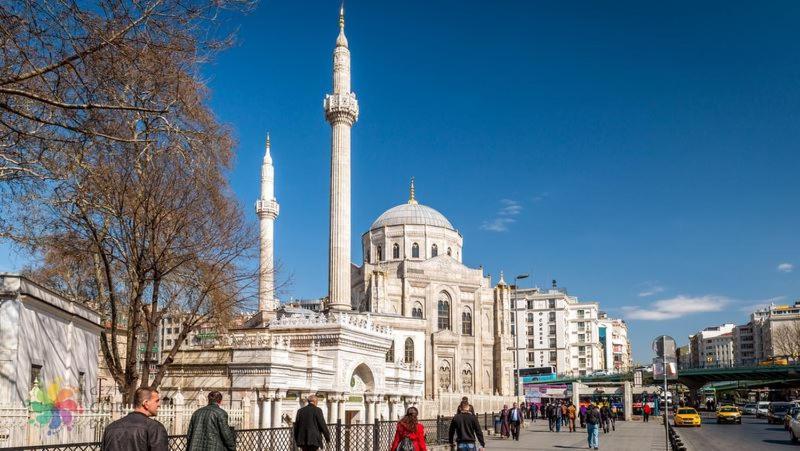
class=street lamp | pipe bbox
[513,273,529,400]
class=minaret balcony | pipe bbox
[256,199,280,218]
[324,92,359,124]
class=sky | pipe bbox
[3,1,800,363]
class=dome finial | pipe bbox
[498,271,507,286]
[339,3,345,31]
[408,176,418,205]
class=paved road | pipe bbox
[477,418,667,450]
[676,412,795,450]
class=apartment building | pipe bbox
[512,282,606,377]
[598,312,632,373]
[688,324,736,368]
[734,301,800,364]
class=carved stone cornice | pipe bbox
[324,93,359,125]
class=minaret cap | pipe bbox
[408,176,418,205]
[498,270,507,286]
[264,132,272,163]
[336,4,348,48]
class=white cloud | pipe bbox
[622,295,730,321]
[637,284,665,297]
[481,199,523,232]
[778,263,794,273]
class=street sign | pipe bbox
[652,358,678,380]
[652,335,676,359]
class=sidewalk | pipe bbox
[478,418,669,450]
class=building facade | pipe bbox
[734,301,800,365]
[688,324,736,368]
[0,274,101,405]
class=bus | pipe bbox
[518,366,557,383]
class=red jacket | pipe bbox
[390,421,428,451]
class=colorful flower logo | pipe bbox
[28,378,83,434]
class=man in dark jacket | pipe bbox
[293,394,330,451]
[449,401,485,450]
[101,388,168,451]
[186,391,236,451]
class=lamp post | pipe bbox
[513,273,529,401]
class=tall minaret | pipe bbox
[256,133,280,312]
[324,6,359,311]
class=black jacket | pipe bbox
[292,404,330,447]
[101,412,168,451]
[448,412,485,447]
[586,407,602,425]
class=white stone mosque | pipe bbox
[160,7,517,425]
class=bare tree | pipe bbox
[770,321,800,359]
[1,0,273,402]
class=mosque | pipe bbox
[160,8,517,425]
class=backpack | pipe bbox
[396,437,415,451]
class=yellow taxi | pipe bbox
[674,407,702,427]
[716,405,742,424]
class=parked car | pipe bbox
[790,410,800,442]
[742,403,757,415]
[756,401,770,418]
[767,402,793,424]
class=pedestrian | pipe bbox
[100,387,168,451]
[500,404,510,438]
[508,402,522,441]
[554,402,563,432]
[586,403,601,450]
[292,394,330,451]
[579,403,587,428]
[448,400,486,451]
[547,403,555,432]
[186,391,236,451]
[390,406,427,451]
[609,406,616,431]
[456,396,476,415]
[600,405,611,434]
[540,403,546,420]
[567,402,576,432]
[643,403,651,423]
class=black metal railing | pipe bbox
[4,416,474,451]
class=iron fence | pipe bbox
[3,416,469,451]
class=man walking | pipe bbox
[292,394,330,451]
[555,402,562,432]
[586,403,601,450]
[567,402,576,432]
[449,401,486,450]
[547,403,555,432]
[186,391,236,451]
[643,403,651,422]
[101,388,168,451]
[508,402,522,441]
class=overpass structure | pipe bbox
[527,364,800,390]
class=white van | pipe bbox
[756,401,770,418]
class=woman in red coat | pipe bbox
[390,406,428,451]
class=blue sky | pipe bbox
[3,1,800,362]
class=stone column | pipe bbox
[271,390,284,428]
[337,394,346,423]
[260,396,272,428]
[623,381,633,421]
[328,395,338,424]
[374,396,383,422]
[388,396,399,420]
[365,397,374,424]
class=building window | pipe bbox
[404,338,414,363]
[528,352,535,361]
[447,247,452,256]
[549,338,557,348]
[549,325,556,335]
[392,243,400,259]
[386,342,395,362]
[462,308,473,336]
[31,364,42,386]
[377,245,383,261]
[412,242,420,258]
[548,299,556,309]
[549,351,557,362]
[437,293,451,330]
[528,339,536,348]
[411,302,424,318]
[549,312,556,322]
[431,244,438,257]
[527,313,534,322]
[365,249,370,262]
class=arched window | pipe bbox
[386,341,395,362]
[412,242,420,258]
[431,244,438,257]
[437,292,451,331]
[392,243,400,259]
[377,245,383,261]
[411,302,424,319]
[447,247,452,256]
[462,308,473,336]
[404,337,414,363]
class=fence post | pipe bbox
[336,419,342,451]
[372,420,379,451]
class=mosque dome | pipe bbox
[370,202,454,230]
[369,177,455,231]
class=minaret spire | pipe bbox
[325,6,359,311]
[408,177,418,204]
[256,132,279,313]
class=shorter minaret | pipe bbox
[256,133,280,311]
